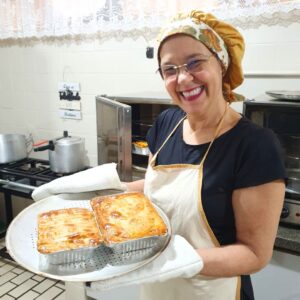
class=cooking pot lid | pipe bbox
[56,136,82,145]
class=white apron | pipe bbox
[142,107,241,300]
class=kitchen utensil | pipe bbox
[266,90,300,101]
[5,192,171,282]
[34,131,86,173]
[0,134,28,164]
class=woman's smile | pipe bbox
[179,86,205,102]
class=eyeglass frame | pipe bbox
[156,54,214,81]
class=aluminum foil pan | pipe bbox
[6,192,171,282]
[40,246,99,265]
[104,205,170,254]
[132,143,150,156]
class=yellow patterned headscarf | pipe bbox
[157,10,245,102]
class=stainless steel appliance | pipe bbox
[0,134,28,164]
[243,94,300,226]
[95,95,173,181]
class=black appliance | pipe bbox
[0,158,65,237]
[243,94,300,226]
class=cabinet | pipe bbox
[252,250,300,300]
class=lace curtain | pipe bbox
[0,0,299,41]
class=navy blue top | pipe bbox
[146,107,286,300]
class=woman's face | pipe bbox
[159,35,224,117]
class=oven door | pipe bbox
[96,95,132,181]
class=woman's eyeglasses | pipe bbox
[157,54,213,81]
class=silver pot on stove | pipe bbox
[34,131,86,174]
[0,134,29,164]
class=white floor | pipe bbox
[0,238,66,300]
[0,238,140,300]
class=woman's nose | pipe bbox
[176,67,194,83]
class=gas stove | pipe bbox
[0,158,70,235]
[0,158,64,182]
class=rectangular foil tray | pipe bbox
[103,205,170,254]
[105,232,169,254]
[132,144,150,156]
[40,245,100,265]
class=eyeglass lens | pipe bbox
[159,54,213,80]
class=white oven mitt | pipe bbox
[90,235,203,291]
[31,163,126,201]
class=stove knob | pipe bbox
[281,206,289,219]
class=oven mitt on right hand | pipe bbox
[90,235,203,291]
[31,163,126,201]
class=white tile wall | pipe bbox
[0,22,299,221]
[0,25,299,163]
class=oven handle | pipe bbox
[0,179,36,190]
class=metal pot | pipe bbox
[0,134,27,164]
[34,131,86,173]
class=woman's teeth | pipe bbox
[181,86,203,100]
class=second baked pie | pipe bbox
[90,192,168,244]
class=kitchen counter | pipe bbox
[275,224,300,255]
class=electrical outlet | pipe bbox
[58,82,80,92]
[146,47,154,59]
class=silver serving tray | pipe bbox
[266,90,300,101]
[6,192,171,282]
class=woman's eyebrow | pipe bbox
[186,53,211,59]
[161,53,211,65]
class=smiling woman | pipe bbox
[137,10,286,300]
[29,8,287,300]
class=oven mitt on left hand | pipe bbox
[90,235,203,291]
[31,163,126,201]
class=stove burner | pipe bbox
[16,162,49,174]
[0,158,62,182]
[0,158,88,234]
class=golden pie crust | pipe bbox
[91,192,167,244]
[37,208,102,254]
[133,141,148,148]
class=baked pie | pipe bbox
[37,208,102,254]
[132,141,148,148]
[90,192,167,244]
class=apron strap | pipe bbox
[199,104,229,167]
[150,115,186,166]
[197,103,229,248]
